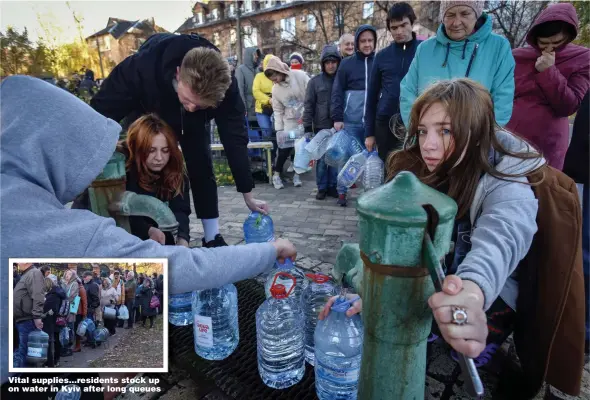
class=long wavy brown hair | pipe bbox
[125,114,185,201]
[386,79,545,219]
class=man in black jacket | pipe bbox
[82,272,100,321]
[365,2,421,162]
[303,45,341,200]
[91,33,268,247]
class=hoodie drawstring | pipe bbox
[462,39,469,59]
[442,43,451,67]
[465,44,479,78]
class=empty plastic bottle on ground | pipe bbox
[338,151,369,189]
[325,130,352,168]
[244,211,275,244]
[315,295,364,400]
[301,274,338,366]
[55,384,81,400]
[277,125,305,149]
[363,151,384,190]
[306,129,335,160]
[293,136,313,174]
[193,284,239,360]
[256,273,305,389]
[169,292,194,326]
[26,329,49,365]
[265,258,307,303]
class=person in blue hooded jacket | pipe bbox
[331,24,376,207]
[400,1,515,128]
[365,2,422,162]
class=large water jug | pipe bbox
[192,284,239,360]
[55,384,82,400]
[264,258,307,303]
[349,135,364,156]
[285,99,304,120]
[325,130,352,168]
[315,295,364,400]
[293,136,313,174]
[169,292,193,326]
[363,151,384,190]
[301,274,338,366]
[26,330,49,365]
[93,327,110,343]
[256,273,305,389]
[60,326,73,347]
[243,212,275,243]
[76,319,88,337]
[338,151,369,189]
[306,129,335,160]
[277,125,305,149]
[84,318,96,336]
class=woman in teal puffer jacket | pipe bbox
[400,1,515,128]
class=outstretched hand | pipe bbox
[318,294,362,320]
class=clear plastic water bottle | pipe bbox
[169,292,194,326]
[243,212,275,244]
[265,258,307,303]
[293,136,313,174]
[349,135,364,156]
[363,151,384,190]
[301,274,338,366]
[277,125,305,149]
[315,295,364,400]
[193,284,239,360]
[26,330,49,365]
[55,384,81,400]
[338,150,369,189]
[325,130,352,168]
[256,273,305,389]
[306,129,335,160]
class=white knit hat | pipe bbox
[439,1,485,21]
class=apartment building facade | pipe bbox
[176,1,436,73]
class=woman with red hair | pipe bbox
[120,114,191,247]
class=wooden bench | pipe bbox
[210,141,274,184]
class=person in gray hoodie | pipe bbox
[303,45,341,200]
[235,46,262,122]
[321,79,546,367]
[0,76,297,384]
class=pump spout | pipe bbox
[109,191,179,234]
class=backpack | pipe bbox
[512,166,585,398]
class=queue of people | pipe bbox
[12,263,164,368]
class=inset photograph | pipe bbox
[10,258,167,373]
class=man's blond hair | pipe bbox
[179,47,231,107]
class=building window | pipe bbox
[195,12,203,24]
[213,32,220,46]
[307,14,316,32]
[244,26,258,47]
[280,17,296,40]
[230,29,237,44]
[228,4,235,17]
[363,2,374,19]
[333,12,343,27]
[103,36,111,51]
[244,0,253,13]
[264,0,274,8]
[212,9,219,20]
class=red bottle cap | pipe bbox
[305,273,330,284]
[270,284,288,299]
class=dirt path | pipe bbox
[89,315,164,369]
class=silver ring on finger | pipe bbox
[451,306,468,325]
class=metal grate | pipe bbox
[169,279,319,400]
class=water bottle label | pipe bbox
[27,347,42,357]
[195,315,214,348]
[342,165,359,181]
[316,360,360,384]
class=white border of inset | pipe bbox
[9,258,168,373]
